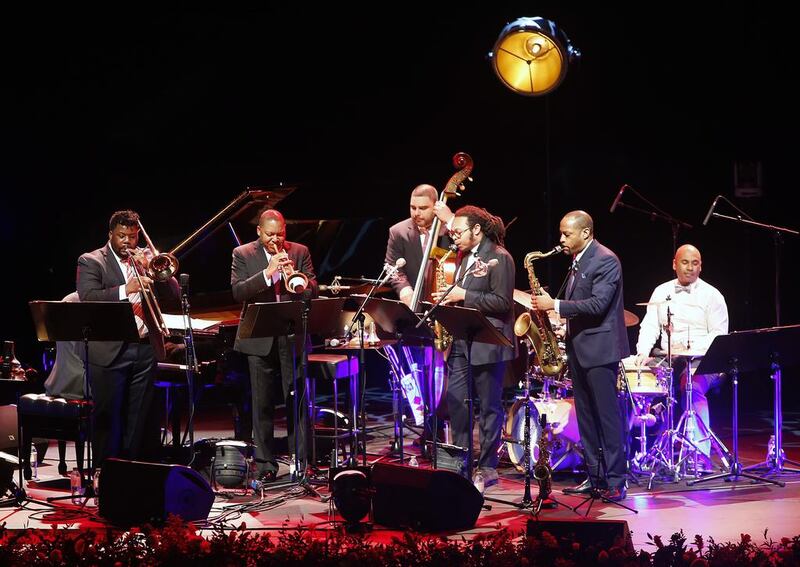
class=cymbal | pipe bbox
[624,310,639,327]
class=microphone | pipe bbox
[610,184,628,213]
[325,337,347,347]
[376,257,406,287]
[702,195,721,226]
[179,273,190,289]
[486,258,499,267]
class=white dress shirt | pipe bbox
[635,277,728,357]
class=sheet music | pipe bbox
[162,313,219,331]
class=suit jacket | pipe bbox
[231,239,318,356]
[76,243,180,366]
[453,238,516,366]
[558,240,630,368]
[385,217,450,298]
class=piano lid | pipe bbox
[166,184,387,322]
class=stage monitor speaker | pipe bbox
[371,462,483,532]
[99,458,214,525]
[527,518,634,553]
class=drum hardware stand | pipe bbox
[742,352,800,476]
[485,364,575,514]
[621,365,652,485]
[671,355,731,480]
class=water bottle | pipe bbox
[30,443,38,480]
[92,469,101,507]
[767,434,776,460]
[408,455,419,468]
[70,468,84,505]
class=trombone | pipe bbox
[125,219,176,336]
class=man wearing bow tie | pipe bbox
[634,244,729,471]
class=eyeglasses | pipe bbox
[449,225,474,238]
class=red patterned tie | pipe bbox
[125,259,147,337]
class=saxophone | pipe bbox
[513,246,565,376]
[532,413,552,500]
[433,246,456,352]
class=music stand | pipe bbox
[424,304,512,483]
[685,329,790,487]
[361,297,433,465]
[238,301,319,495]
[28,300,139,506]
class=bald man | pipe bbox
[635,244,729,472]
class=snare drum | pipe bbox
[618,363,668,397]
[503,397,582,472]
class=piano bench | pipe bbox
[17,393,92,479]
[306,354,359,466]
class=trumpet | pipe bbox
[267,241,309,294]
[137,221,179,282]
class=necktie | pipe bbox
[566,258,579,297]
[674,284,691,294]
[124,259,148,338]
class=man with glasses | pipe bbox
[433,205,516,493]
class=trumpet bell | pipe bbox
[285,271,309,294]
[148,252,179,282]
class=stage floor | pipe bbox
[3,386,800,550]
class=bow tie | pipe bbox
[674,284,691,294]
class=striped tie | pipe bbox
[124,259,148,338]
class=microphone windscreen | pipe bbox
[179,273,190,287]
[487,259,499,267]
[396,258,407,268]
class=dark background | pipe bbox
[3,6,798,404]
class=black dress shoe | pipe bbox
[602,486,627,501]
[562,478,595,494]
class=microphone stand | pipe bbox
[179,274,199,466]
[705,199,798,326]
[414,260,484,334]
[343,265,395,467]
[611,184,692,255]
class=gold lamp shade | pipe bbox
[490,17,580,96]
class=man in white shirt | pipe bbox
[634,244,728,469]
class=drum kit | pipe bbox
[503,293,733,489]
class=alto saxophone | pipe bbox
[433,246,455,352]
[513,247,565,376]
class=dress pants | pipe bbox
[569,357,626,488]
[248,336,308,475]
[445,342,506,470]
[89,341,156,466]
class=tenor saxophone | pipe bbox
[433,246,455,352]
[513,247,565,376]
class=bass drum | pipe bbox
[504,397,583,472]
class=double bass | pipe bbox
[409,152,474,351]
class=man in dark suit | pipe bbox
[532,210,629,501]
[433,205,516,493]
[384,184,454,450]
[231,209,318,483]
[77,210,180,466]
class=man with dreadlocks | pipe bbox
[432,205,516,493]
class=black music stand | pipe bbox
[685,328,791,487]
[28,300,139,506]
[361,297,433,465]
[238,300,319,494]
[425,304,512,483]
